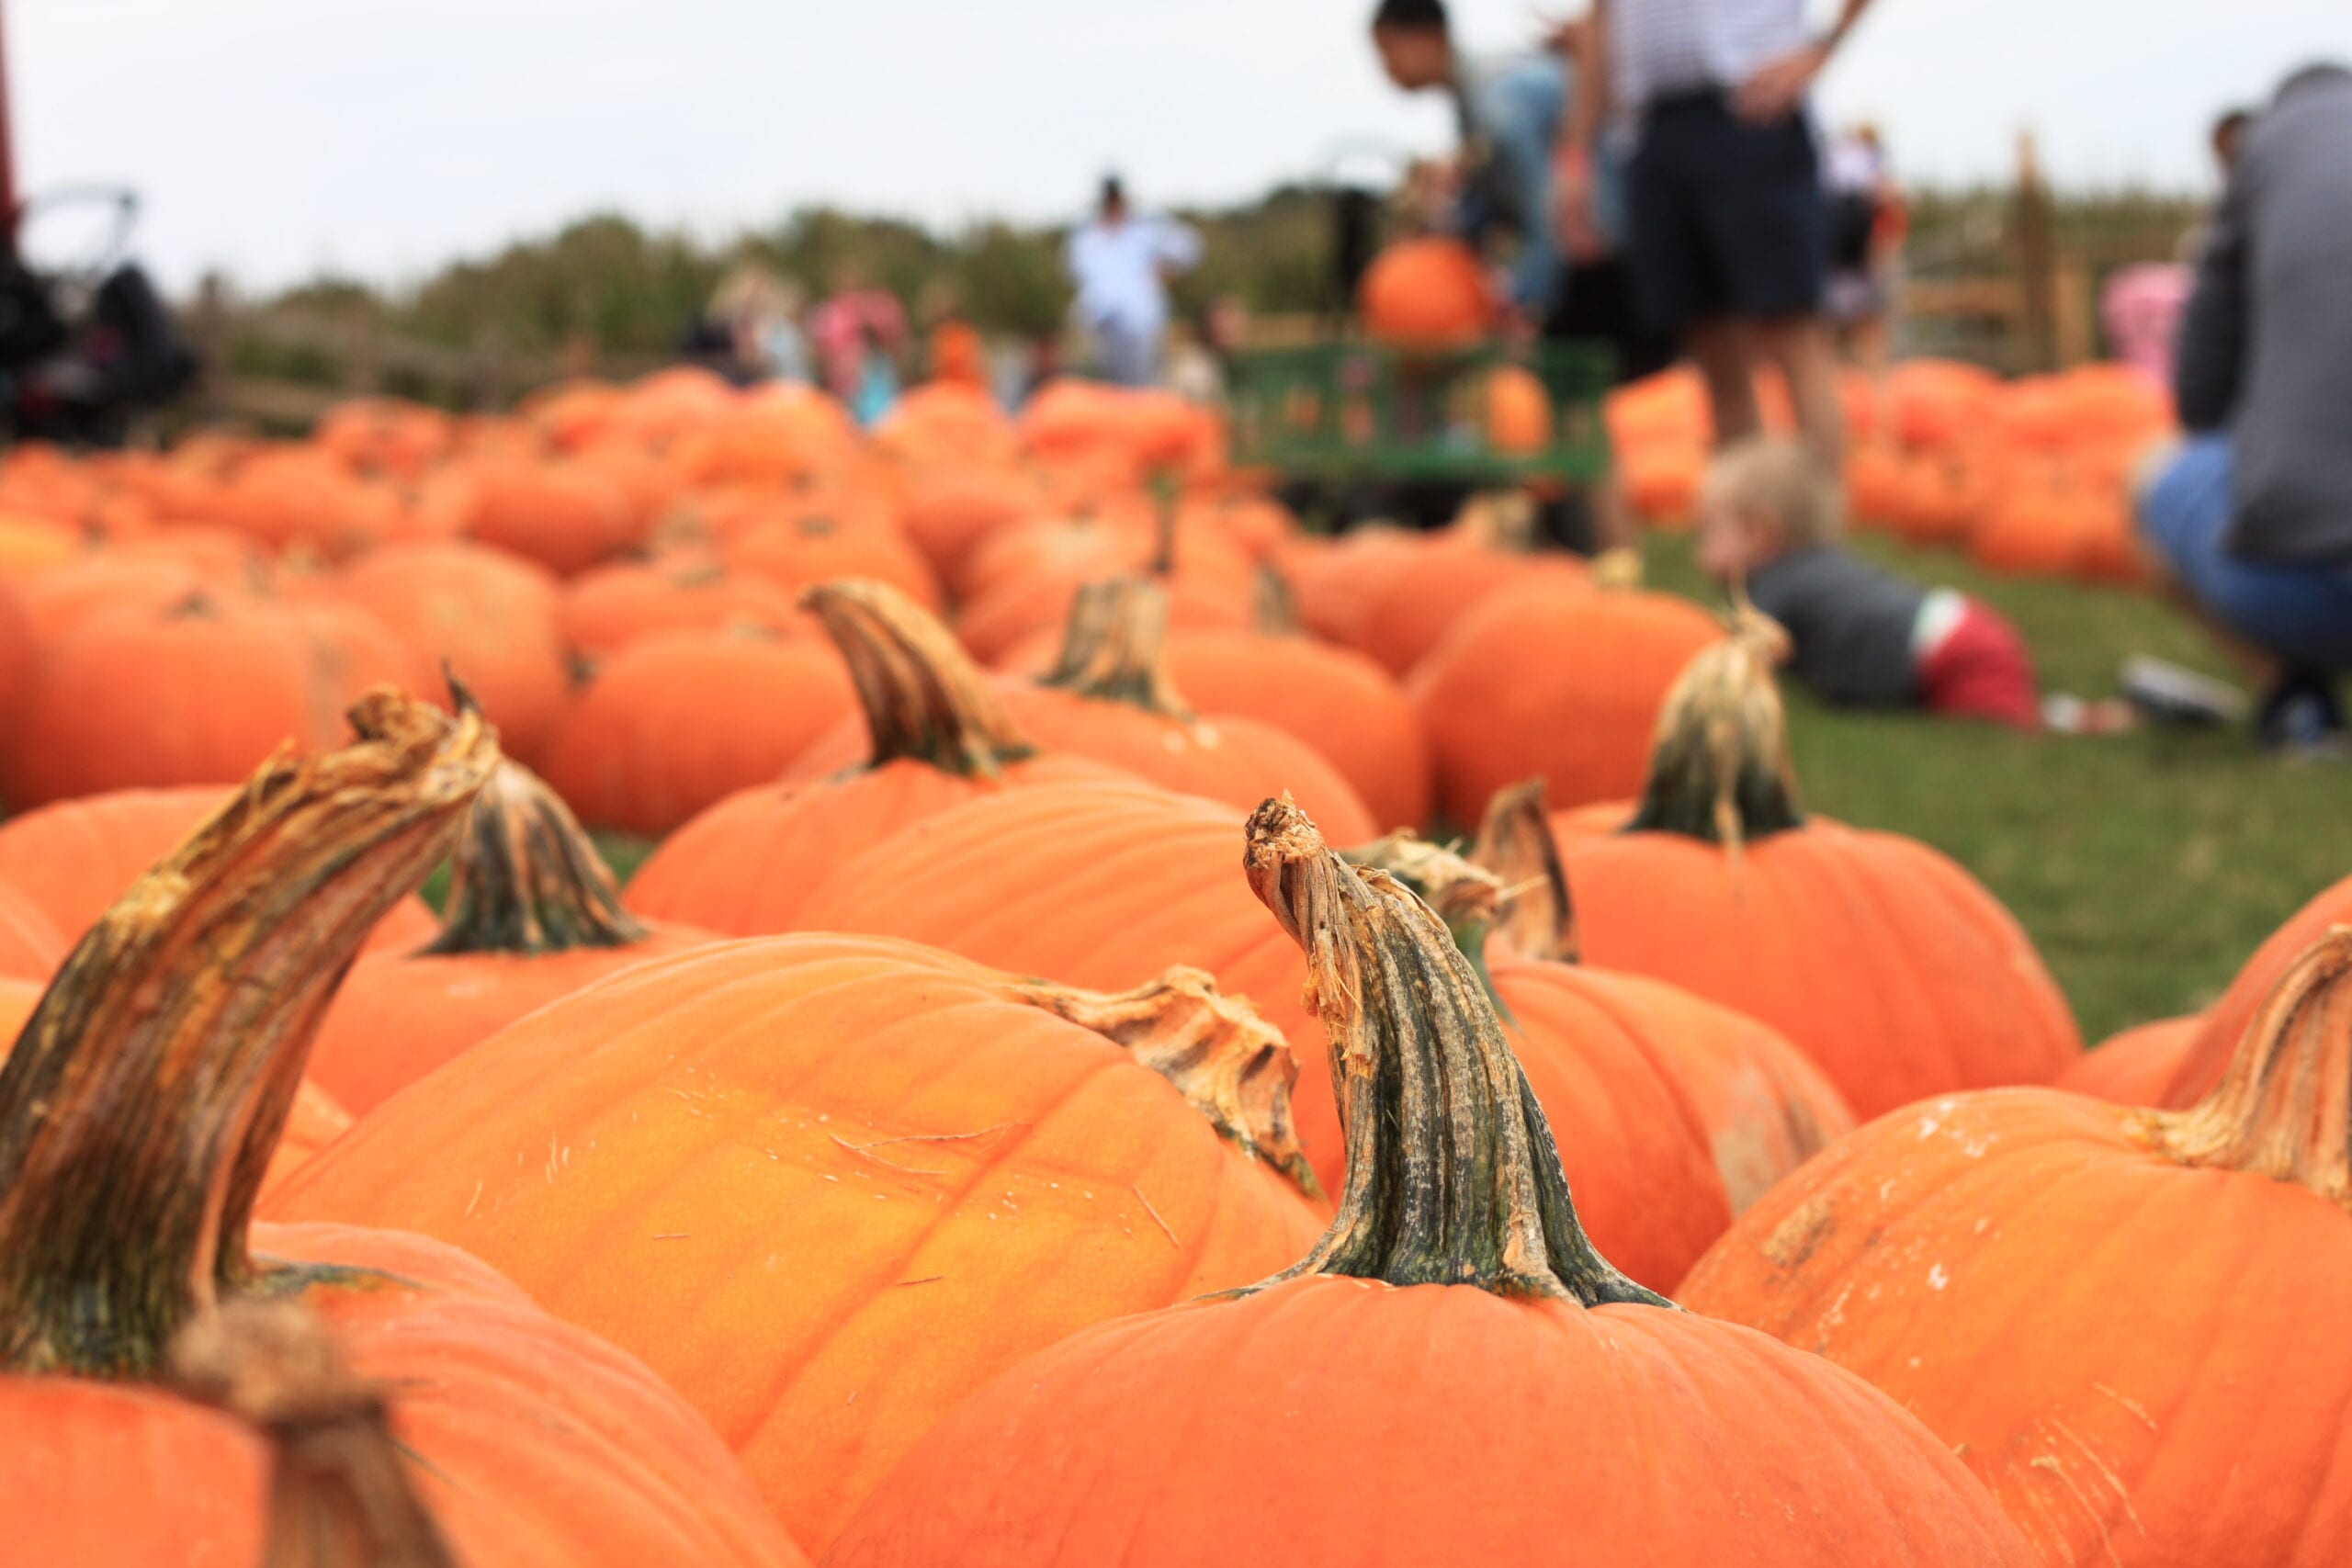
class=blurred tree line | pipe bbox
[263,185,2199,359]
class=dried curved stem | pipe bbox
[804,579,1038,777]
[173,1300,458,1568]
[0,691,495,1376]
[1013,967,1318,1199]
[1470,780,1576,964]
[1040,577,1195,721]
[1625,604,1804,852]
[2153,928,2352,1204]
[1245,797,1668,1306]
[427,760,646,955]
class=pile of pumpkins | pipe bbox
[1612,356,2173,586]
[2,362,2348,1568]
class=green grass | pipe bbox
[1645,529,2352,1044]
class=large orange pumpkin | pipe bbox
[0,784,431,958]
[2163,872,2352,1107]
[537,624,855,838]
[0,694,805,1568]
[1680,931,2352,1567]
[1549,623,2080,1118]
[307,757,712,1114]
[337,540,569,761]
[8,592,408,805]
[462,456,642,577]
[266,931,1325,1553]
[626,580,1125,934]
[1162,620,1432,832]
[1466,780,1856,1213]
[0,885,64,982]
[797,779,1757,1288]
[2058,1015,2201,1107]
[982,577,1376,840]
[1410,580,1721,822]
[559,550,811,658]
[1358,236,1495,347]
[1351,496,1590,678]
[824,800,2034,1568]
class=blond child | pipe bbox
[1695,437,2045,729]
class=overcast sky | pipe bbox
[12,1,2346,291]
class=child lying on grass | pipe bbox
[1695,436,2127,733]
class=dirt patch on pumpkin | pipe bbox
[1761,1194,1836,1269]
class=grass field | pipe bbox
[1645,529,2352,1045]
[584,532,2347,1050]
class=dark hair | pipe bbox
[2211,107,2252,143]
[1099,174,1127,210]
[1372,0,1448,34]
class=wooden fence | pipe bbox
[182,276,664,432]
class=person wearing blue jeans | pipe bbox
[2140,63,2352,753]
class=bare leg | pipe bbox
[1751,311,1846,468]
[1686,317,1761,447]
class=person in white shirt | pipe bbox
[1063,175,1204,387]
[1560,0,1876,470]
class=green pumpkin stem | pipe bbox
[1470,780,1577,964]
[803,578,1039,778]
[0,692,496,1377]
[1250,564,1298,637]
[1040,577,1195,721]
[1011,967,1320,1200]
[172,1299,458,1568]
[1245,796,1669,1306]
[1625,606,1805,851]
[425,759,646,955]
[2156,927,2352,1205]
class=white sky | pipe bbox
[13,1,2346,291]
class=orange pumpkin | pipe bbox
[0,784,428,957]
[2057,1015,2201,1107]
[308,758,712,1114]
[462,456,642,577]
[0,693,805,1568]
[2163,872,2352,1107]
[1358,236,1495,347]
[717,500,944,610]
[0,885,63,982]
[538,625,855,837]
[627,581,1126,934]
[266,933,1325,1553]
[893,468,1046,581]
[980,577,1376,840]
[559,550,812,659]
[823,800,2034,1568]
[1351,499,1589,677]
[1484,365,1553,454]
[1549,621,2081,1119]
[1410,580,1721,822]
[1680,931,2352,1567]
[1163,620,1432,832]
[337,540,570,761]
[9,592,401,805]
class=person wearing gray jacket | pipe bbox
[2138,62,2352,753]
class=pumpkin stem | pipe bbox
[0,692,496,1377]
[1624,605,1804,852]
[172,1300,458,1568]
[803,578,1038,777]
[1469,779,1577,964]
[2154,928,2352,1205]
[1250,564,1298,636]
[1039,576,1195,721]
[425,758,647,955]
[1340,831,1518,1026]
[1244,796,1670,1306]
[1011,967,1319,1199]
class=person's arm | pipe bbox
[2173,178,2249,432]
[1555,2,1611,258]
[1156,218,1204,276]
[1733,0,1877,123]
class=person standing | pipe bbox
[1063,175,1202,387]
[2137,63,2352,754]
[1561,0,1877,468]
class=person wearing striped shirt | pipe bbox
[1561,0,1876,471]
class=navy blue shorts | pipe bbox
[1625,96,1827,337]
